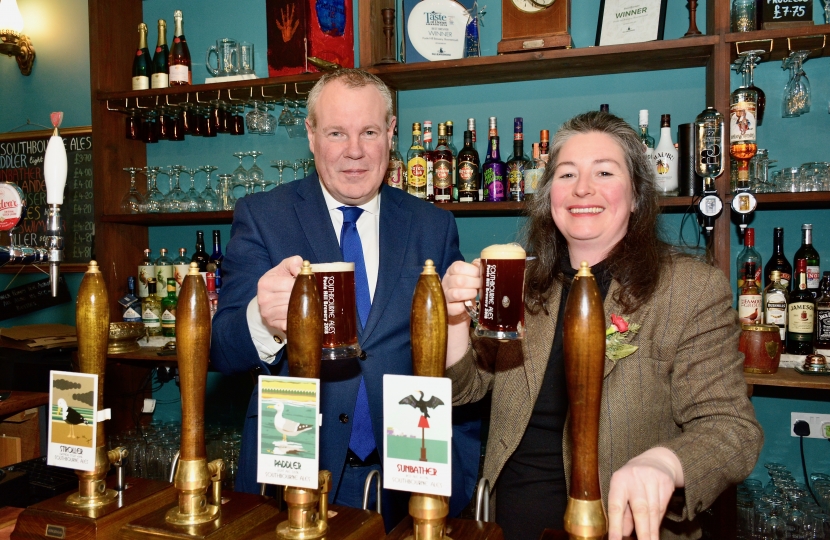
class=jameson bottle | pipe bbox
[433,123,453,203]
[794,224,820,299]
[738,262,762,324]
[423,121,435,201]
[386,125,405,189]
[169,10,191,86]
[736,228,762,295]
[788,260,815,355]
[173,247,189,295]
[191,230,210,272]
[506,117,529,202]
[210,230,224,293]
[151,19,169,89]
[639,109,655,162]
[407,123,427,199]
[155,248,173,297]
[764,227,792,291]
[132,23,152,90]
[161,278,178,337]
[446,121,459,201]
[138,248,155,298]
[142,280,162,336]
[457,130,480,202]
[482,136,506,202]
[764,270,788,341]
[120,277,142,322]
[814,272,830,352]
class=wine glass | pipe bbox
[260,102,277,136]
[299,157,314,177]
[782,51,810,118]
[270,160,290,187]
[286,100,308,139]
[121,167,143,214]
[141,166,164,213]
[199,165,220,211]
[248,151,267,192]
[181,168,203,212]
[277,100,294,128]
[217,173,237,210]
[163,165,186,212]
[232,152,250,198]
[245,100,264,135]
[291,160,301,182]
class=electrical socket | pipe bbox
[791,412,830,439]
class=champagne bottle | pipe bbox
[169,10,191,86]
[142,280,162,336]
[764,227,792,291]
[155,248,173,297]
[654,114,679,196]
[764,270,788,341]
[407,123,427,199]
[120,277,142,322]
[191,230,210,272]
[132,23,152,90]
[209,230,224,293]
[787,259,815,355]
[815,272,830,352]
[482,136,506,202]
[794,223,820,299]
[161,278,178,337]
[736,227,762,294]
[138,248,155,298]
[433,123,453,203]
[151,19,169,89]
[457,130,480,203]
[738,262,762,324]
[386,125,405,189]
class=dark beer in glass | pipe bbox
[311,262,361,359]
[466,243,526,340]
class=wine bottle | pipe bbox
[138,248,155,298]
[132,23,152,90]
[764,227,792,291]
[787,259,815,355]
[161,278,178,337]
[654,114,679,196]
[457,130,480,203]
[764,270,788,341]
[155,248,173,298]
[386,125,405,190]
[169,10,191,86]
[433,123,453,203]
[738,262,762,325]
[736,227,762,294]
[446,121,459,201]
[506,117,529,202]
[151,19,169,89]
[120,277,142,322]
[423,120,435,202]
[173,247,189,295]
[191,230,210,272]
[209,230,224,293]
[794,223,821,299]
[142,280,162,336]
[814,272,830,352]
[407,123,427,199]
[482,136,506,202]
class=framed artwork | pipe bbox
[595,0,667,47]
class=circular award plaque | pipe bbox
[406,0,471,61]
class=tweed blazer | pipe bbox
[447,254,763,539]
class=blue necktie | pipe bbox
[339,206,376,460]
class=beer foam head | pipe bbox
[311,262,355,273]
[481,243,526,260]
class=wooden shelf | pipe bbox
[366,36,719,91]
[726,191,830,209]
[745,367,830,390]
[101,211,234,225]
[725,24,830,62]
[108,347,178,363]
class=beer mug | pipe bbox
[206,38,238,77]
[311,262,362,359]
[465,243,526,340]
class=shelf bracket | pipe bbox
[261,84,286,101]
[294,82,312,96]
[787,34,826,59]
[735,39,773,57]
[106,98,128,112]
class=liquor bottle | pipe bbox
[142,280,162,336]
[488,117,497,139]
[206,271,219,320]
[155,248,173,297]
[407,123,427,199]
[467,118,477,154]
[433,123,453,203]
[523,142,542,200]
[814,272,830,352]
[446,121,459,201]
[506,117,529,202]
[482,136,506,202]
[169,10,191,86]
[654,114,679,196]
[151,19,169,89]
[386,125,405,190]
[539,129,550,163]
[736,227,762,294]
[210,229,224,293]
[787,259,815,355]
[161,278,178,337]
[457,130,480,203]
[764,270,788,341]
[600,104,610,113]
[764,227,792,291]
[173,247,189,295]
[794,224,821,299]
[119,277,142,322]
[738,262,762,324]
[638,110,655,162]
[423,120,435,202]
[729,82,758,189]
[191,230,210,272]
[132,23,152,90]
[138,248,155,298]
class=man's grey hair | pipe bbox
[306,69,394,130]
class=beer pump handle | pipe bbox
[286,260,323,378]
[410,259,448,378]
[43,112,67,297]
[562,262,607,540]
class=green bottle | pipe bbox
[161,278,178,337]
[142,280,162,336]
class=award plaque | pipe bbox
[498,0,570,54]
[404,0,471,63]
[596,0,667,47]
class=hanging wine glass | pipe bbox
[248,151,267,192]
[286,99,308,139]
[232,152,250,199]
[199,165,220,211]
[781,53,801,118]
[270,160,290,186]
[181,168,203,212]
[277,100,294,128]
[260,102,277,136]
[121,167,143,214]
[246,100,263,135]
[142,166,164,213]
[791,51,810,115]
[743,51,766,126]
[163,165,186,213]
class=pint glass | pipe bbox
[311,262,362,359]
[465,243,526,340]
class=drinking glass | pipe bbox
[199,165,220,211]
[277,100,294,127]
[260,102,277,136]
[248,151,266,192]
[163,165,187,212]
[218,174,236,210]
[464,243,527,340]
[205,38,238,77]
[783,51,811,118]
[237,42,255,75]
[230,105,245,136]
[271,160,290,186]
[246,100,264,134]
[141,166,164,213]
[141,110,159,144]
[232,151,251,197]
[181,168,203,211]
[781,167,802,192]
[179,102,200,136]
[286,100,308,138]
[310,262,362,359]
[169,107,186,141]
[299,157,314,177]
[731,0,755,32]
[291,160,301,182]
[801,162,830,192]
[125,108,142,141]
[154,106,173,140]
[121,167,143,214]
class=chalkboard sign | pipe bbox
[0,127,94,265]
[761,0,812,29]
[0,275,71,321]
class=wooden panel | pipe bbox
[0,391,48,417]
[708,39,733,276]
[0,408,39,464]
[0,436,21,468]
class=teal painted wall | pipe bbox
[4,0,830,488]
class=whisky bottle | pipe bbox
[539,129,550,163]
[132,23,152,90]
[210,229,224,293]
[467,118,477,154]
[173,247,189,295]
[407,123,427,199]
[738,262,762,324]
[506,117,529,202]
[764,227,792,291]
[729,84,758,189]
[191,230,210,271]
[736,227,762,294]
[457,130,480,203]
[523,142,542,201]
[764,270,788,341]
[639,110,655,162]
[423,120,435,201]
[161,278,178,337]
[794,224,821,299]
[386,125,405,190]
[654,114,679,196]
[482,136,506,202]
[142,280,162,336]
[155,248,173,297]
[433,123,453,203]
[446,121,459,201]
[138,248,155,298]
[120,277,142,322]
[788,260,815,355]
[151,19,169,88]
[169,10,191,86]
[814,272,830,352]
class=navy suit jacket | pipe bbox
[210,174,480,525]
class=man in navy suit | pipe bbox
[210,69,480,530]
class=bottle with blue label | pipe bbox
[120,277,142,322]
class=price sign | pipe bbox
[761,0,812,29]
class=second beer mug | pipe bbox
[311,262,362,359]
[465,243,526,340]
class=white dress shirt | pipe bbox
[246,182,381,361]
